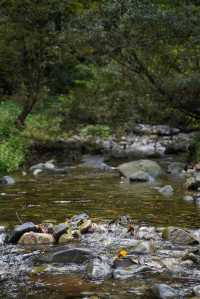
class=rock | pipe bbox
[133,124,180,136]
[30,161,69,174]
[7,222,38,244]
[39,248,94,264]
[193,286,200,297]
[113,256,138,268]
[81,155,114,171]
[70,213,89,229]
[113,265,151,280]
[129,171,152,183]
[162,227,199,245]
[53,223,69,241]
[185,173,200,190]
[80,219,92,234]
[109,215,133,227]
[136,226,160,240]
[152,284,178,299]
[1,176,15,185]
[167,162,185,176]
[86,256,112,280]
[158,185,174,197]
[130,240,155,254]
[18,232,54,245]
[58,230,73,244]
[183,195,194,202]
[118,159,162,179]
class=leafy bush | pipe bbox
[79,124,112,138]
[0,135,26,173]
[24,114,62,142]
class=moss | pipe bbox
[162,227,169,240]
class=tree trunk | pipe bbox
[16,95,38,127]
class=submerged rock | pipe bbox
[167,162,185,176]
[183,195,194,202]
[39,248,94,264]
[8,222,38,244]
[162,227,199,245]
[113,264,151,280]
[18,232,54,245]
[129,171,152,183]
[30,161,69,174]
[118,160,162,179]
[158,185,174,197]
[86,256,112,280]
[152,284,178,299]
[1,176,15,185]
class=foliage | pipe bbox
[79,124,112,138]
[0,101,21,139]
[0,135,26,173]
[24,114,63,143]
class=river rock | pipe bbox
[129,171,152,183]
[1,176,15,185]
[58,230,73,244]
[118,160,162,179]
[113,265,151,280]
[30,161,69,174]
[136,226,160,240]
[133,124,180,136]
[152,284,178,299]
[53,223,69,241]
[185,173,200,190]
[113,256,138,268]
[167,162,185,176]
[39,248,94,264]
[8,222,38,244]
[18,232,54,245]
[70,213,89,229]
[162,227,199,245]
[183,195,194,202]
[131,240,155,254]
[158,185,174,197]
[80,219,92,234]
[86,256,112,280]
[81,155,114,171]
[193,286,200,297]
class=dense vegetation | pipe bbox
[0,0,200,172]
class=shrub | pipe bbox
[0,101,20,139]
[79,124,112,138]
[0,135,26,173]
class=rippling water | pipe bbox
[0,156,200,298]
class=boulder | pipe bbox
[18,232,54,245]
[152,284,178,299]
[86,256,112,280]
[183,195,194,202]
[162,227,199,245]
[39,248,94,264]
[7,222,38,244]
[53,223,69,241]
[118,160,162,179]
[158,185,174,197]
[1,176,15,185]
[129,171,152,183]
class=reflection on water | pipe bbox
[0,166,200,228]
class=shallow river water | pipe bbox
[0,155,200,298]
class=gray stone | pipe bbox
[158,185,174,197]
[167,162,185,176]
[118,159,162,179]
[113,265,151,280]
[86,256,112,280]
[39,248,94,264]
[7,222,38,244]
[152,284,178,299]
[130,240,155,254]
[133,124,180,136]
[186,173,200,190]
[193,285,200,297]
[183,195,194,202]
[163,227,199,245]
[1,176,15,185]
